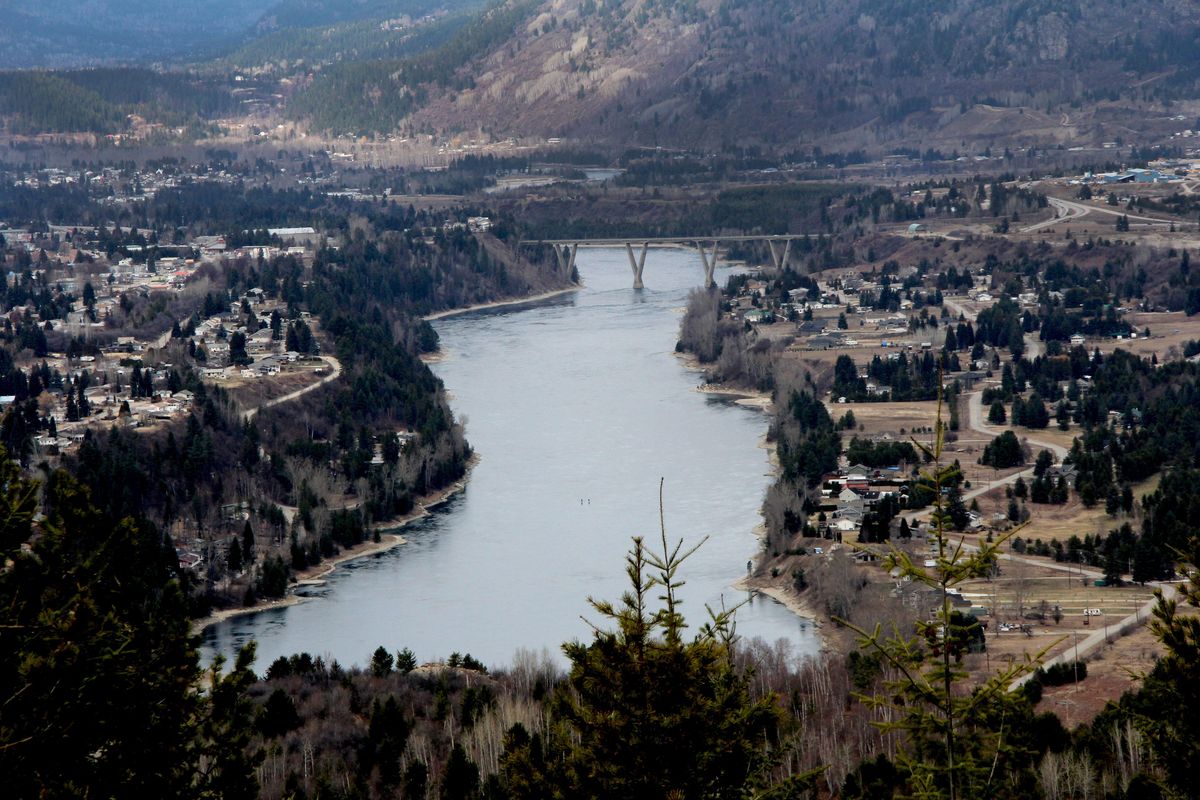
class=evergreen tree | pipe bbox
[843,398,1045,798]
[241,519,255,564]
[371,645,395,677]
[500,485,816,799]
[194,644,263,800]
[0,460,258,797]
[227,536,243,573]
[441,743,480,800]
[1124,535,1200,794]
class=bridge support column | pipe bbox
[696,241,720,288]
[625,242,648,289]
[563,243,578,280]
[768,238,793,272]
[552,243,579,280]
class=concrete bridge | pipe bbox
[525,235,799,289]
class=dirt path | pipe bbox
[243,355,342,421]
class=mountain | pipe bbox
[253,0,479,32]
[0,0,276,68]
[0,0,477,69]
[218,4,482,72]
[287,0,1200,152]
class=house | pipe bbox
[1070,333,1086,347]
[1046,464,1078,487]
[832,518,859,536]
[808,335,842,349]
[845,465,873,481]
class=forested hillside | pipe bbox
[0,70,236,134]
[0,0,275,67]
[288,0,539,135]
[254,0,480,31]
[219,11,475,71]
[286,0,1200,151]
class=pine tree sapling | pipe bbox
[840,383,1053,798]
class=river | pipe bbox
[201,248,820,670]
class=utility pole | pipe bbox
[1073,630,1080,689]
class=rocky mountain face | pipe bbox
[386,0,1200,151]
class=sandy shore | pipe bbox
[696,383,774,412]
[422,286,579,322]
[735,577,821,625]
[191,455,479,635]
[673,350,776,413]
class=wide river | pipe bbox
[202,248,819,670]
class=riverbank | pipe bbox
[672,348,833,644]
[191,454,479,635]
[673,350,776,412]
[422,286,579,322]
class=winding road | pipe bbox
[1022,196,1177,234]
[243,355,343,421]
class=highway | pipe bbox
[1022,195,1177,233]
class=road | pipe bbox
[243,355,342,421]
[946,532,1174,691]
[957,385,1069,507]
[1006,583,1175,690]
[1022,197,1089,233]
[934,231,1173,688]
[1022,196,1177,233]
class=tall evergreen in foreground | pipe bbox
[0,452,259,798]
[842,389,1049,799]
[499,482,819,799]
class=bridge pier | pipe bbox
[625,242,649,289]
[696,241,720,288]
[768,238,793,272]
[552,243,578,280]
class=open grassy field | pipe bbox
[1082,310,1200,360]
[822,399,940,437]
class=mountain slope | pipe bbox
[0,0,476,69]
[291,0,1200,151]
[0,0,276,68]
[253,0,478,31]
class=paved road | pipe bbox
[930,222,1173,688]
[244,355,342,421]
[1023,196,1176,233]
[957,387,1069,507]
[1007,583,1175,690]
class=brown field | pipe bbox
[224,368,323,409]
[1034,616,1182,728]
[967,472,1160,544]
[822,399,940,436]
[1077,310,1200,361]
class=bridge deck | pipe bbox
[522,235,798,246]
